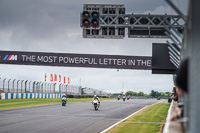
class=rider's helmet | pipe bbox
[94,95,96,97]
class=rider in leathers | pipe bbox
[92,95,100,108]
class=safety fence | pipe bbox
[0,93,64,100]
[0,78,110,99]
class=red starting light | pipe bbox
[81,11,99,27]
[82,19,90,27]
[91,19,98,27]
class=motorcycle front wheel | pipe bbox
[94,104,97,110]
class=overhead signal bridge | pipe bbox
[80,4,185,39]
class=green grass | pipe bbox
[0,98,115,110]
[106,123,161,133]
[106,103,170,133]
[127,103,170,122]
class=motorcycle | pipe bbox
[62,97,67,106]
[122,95,126,102]
[117,95,120,100]
[93,99,99,110]
[123,98,126,101]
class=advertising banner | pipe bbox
[0,50,152,70]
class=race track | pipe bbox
[0,99,158,133]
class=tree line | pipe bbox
[125,90,170,98]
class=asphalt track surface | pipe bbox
[0,99,158,133]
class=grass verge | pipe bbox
[0,98,115,110]
[126,103,170,122]
[106,123,161,133]
[106,103,170,133]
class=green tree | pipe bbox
[150,90,161,98]
[132,92,138,96]
[125,91,134,96]
[138,91,145,96]
[161,92,167,97]
[150,90,156,97]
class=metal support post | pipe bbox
[3,78,6,93]
[53,83,56,93]
[41,82,44,93]
[50,83,53,93]
[29,81,31,93]
[8,79,11,93]
[13,79,16,93]
[21,80,24,93]
[59,83,62,94]
[66,84,68,95]
[47,83,50,93]
[17,80,20,93]
[25,80,28,93]
[44,82,47,93]
[33,81,36,93]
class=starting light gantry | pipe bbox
[80,4,185,39]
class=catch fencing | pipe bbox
[0,78,110,99]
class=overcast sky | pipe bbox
[0,0,189,94]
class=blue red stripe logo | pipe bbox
[3,55,17,60]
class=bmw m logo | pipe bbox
[4,55,18,61]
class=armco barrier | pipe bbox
[0,93,63,99]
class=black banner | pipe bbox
[0,50,152,70]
